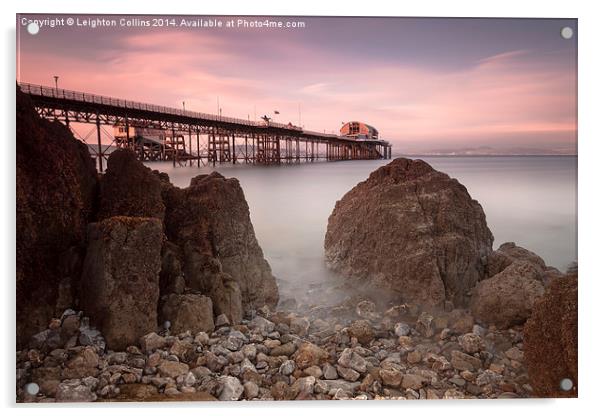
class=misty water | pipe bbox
[146,156,577,296]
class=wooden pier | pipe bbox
[18,83,393,172]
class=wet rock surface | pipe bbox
[324,157,493,308]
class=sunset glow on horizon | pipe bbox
[17,15,577,154]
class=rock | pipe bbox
[16,88,98,346]
[379,366,402,387]
[158,361,189,378]
[459,333,485,354]
[303,365,323,379]
[159,242,185,296]
[293,342,329,370]
[31,366,61,396]
[356,300,378,320]
[62,346,99,379]
[450,350,482,372]
[279,360,296,376]
[270,342,296,357]
[348,320,375,345]
[79,217,163,350]
[487,242,546,277]
[97,148,165,221]
[290,316,310,336]
[337,348,367,373]
[324,158,493,307]
[394,322,411,337]
[139,332,166,353]
[323,363,338,380]
[470,261,545,328]
[406,350,422,364]
[291,376,316,399]
[504,347,524,362]
[401,374,427,390]
[243,381,259,399]
[416,312,435,337]
[524,273,577,397]
[217,376,244,401]
[337,365,360,382]
[215,313,230,327]
[163,172,278,315]
[55,379,97,402]
[160,293,215,335]
[249,316,275,334]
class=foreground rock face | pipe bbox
[524,274,577,397]
[164,172,278,317]
[97,149,165,221]
[79,217,163,350]
[16,88,98,346]
[325,158,493,307]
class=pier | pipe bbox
[18,83,393,172]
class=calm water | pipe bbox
[146,156,577,287]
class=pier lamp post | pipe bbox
[182,101,185,111]
[53,75,59,96]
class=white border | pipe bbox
[2,1,601,415]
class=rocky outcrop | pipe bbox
[79,217,163,350]
[524,274,577,397]
[470,242,550,328]
[97,148,165,221]
[160,293,215,334]
[16,87,98,346]
[163,173,278,319]
[324,158,493,307]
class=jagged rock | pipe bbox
[217,376,243,401]
[324,158,493,307]
[486,242,546,277]
[79,217,162,350]
[16,88,98,346]
[524,274,577,397]
[450,350,482,372]
[157,361,189,378]
[55,379,97,402]
[160,293,215,335]
[348,320,374,345]
[470,261,545,328]
[97,148,165,221]
[139,332,166,353]
[459,333,485,354]
[293,342,329,370]
[337,348,367,373]
[163,172,278,318]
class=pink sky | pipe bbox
[17,16,577,154]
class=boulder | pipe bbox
[470,261,545,328]
[97,148,165,221]
[16,88,98,346]
[79,217,163,350]
[163,172,278,316]
[524,274,577,397]
[293,342,329,370]
[486,242,546,277]
[160,293,215,335]
[324,158,493,307]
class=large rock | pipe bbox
[524,274,577,397]
[97,148,165,221]
[160,293,215,334]
[470,261,545,328]
[79,217,163,350]
[324,158,493,307]
[163,172,278,317]
[16,88,98,346]
[486,242,546,277]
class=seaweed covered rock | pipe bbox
[16,87,98,346]
[324,158,493,307]
[97,148,165,221]
[524,273,577,397]
[163,173,278,318]
[79,217,163,350]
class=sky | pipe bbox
[17,15,577,154]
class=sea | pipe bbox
[144,156,578,289]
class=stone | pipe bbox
[401,374,427,390]
[17,88,98,346]
[218,376,243,401]
[97,149,165,221]
[79,217,163,350]
[348,320,375,345]
[356,300,378,320]
[459,333,485,354]
[471,261,545,328]
[323,363,338,380]
[163,172,279,315]
[303,365,323,378]
[406,350,422,364]
[290,316,311,336]
[293,342,329,370]
[243,381,259,399]
[394,322,411,337]
[337,365,360,382]
[416,312,435,338]
[249,316,275,334]
[486,242,546,277]
[379,366,402,387]
[215,314,230,327]
[160,293,215,335]
[158,361,189,378]
[504,347,524,362]
[279,360,296,376]
[337,348,367,373]
[324,158,493,307]
[140,332,166,353]
[291,376,316,399]
[524,273,577,397]
[450,350,482,372]
[55,379,97,402]
[270,342,296,357]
